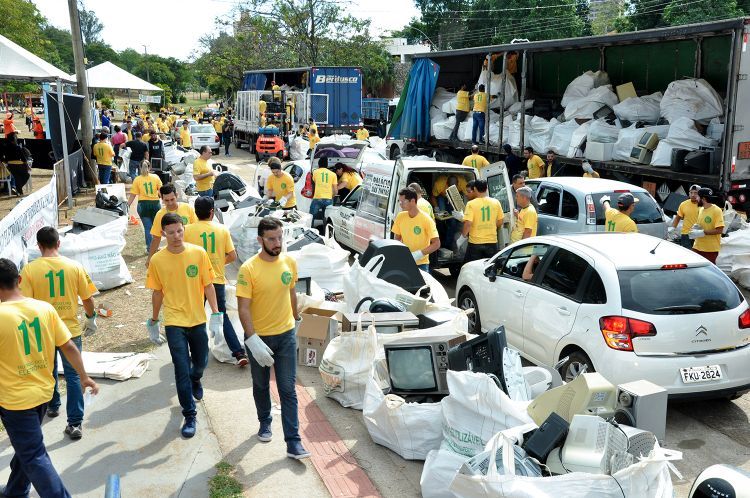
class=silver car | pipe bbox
[526,177,667,238]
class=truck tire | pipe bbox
[390,144,401,160]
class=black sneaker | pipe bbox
[192,381,204,401]
[64,424,83,440]
[257,421,272,442]
[181,417,197,438]
[286,441,311,459]
[47,407,60,418]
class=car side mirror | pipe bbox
[484,264,497,282]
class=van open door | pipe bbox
[483,161,515,248]
[385,158,407,238]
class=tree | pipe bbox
[614,0,668,31]
[591,0,625,34]
[0,0,59,60]
[41,26,75,73]
[85,41,119,66]
[78,1,104,45]
[576,0,594,37]
[662,0,742,25]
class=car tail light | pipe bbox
[739,309,750,329]
[215,136,220,142]
[661,264,687,270]
[302,172,314,198]
[728,195,736,204]
[741,194,747,203]
[614,189,630,193]
[600,316,656,351]
[585,194,596,225]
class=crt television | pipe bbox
[384,333,466,397]
[526,372,617,425]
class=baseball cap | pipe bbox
[698,187,713,198]
[689,184,701,192]
[617,192,639,209]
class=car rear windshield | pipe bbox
[619,265,743,315]
[591,192,662,224]
[314,144,365,161]
[191,125,214,133]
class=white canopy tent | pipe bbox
[80,61,161,91]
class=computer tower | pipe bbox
[360,239,426,294]
[286,229,324,251]
[613,380,667,443]
[522,412,569,462]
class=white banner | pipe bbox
[138,94,162,104]
[0,174,58,268]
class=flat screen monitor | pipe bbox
[386,346,438,393]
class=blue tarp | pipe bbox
[241,73,267,91]
[388,58,439,142]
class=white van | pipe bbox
[325,158,514,274]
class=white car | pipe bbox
[456,232,750,399]
[254,138,383,213]
[188,124,220,155]
[172,119,198,140]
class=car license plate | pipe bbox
[680,365,722,383]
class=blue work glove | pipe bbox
[147,319,166,345]
[209,312,223,339]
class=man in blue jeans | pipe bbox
[309,157,337,231]
[236,217,310,459]
[146,213,223,438]
[0,258,99,498]
[471,84,488,145]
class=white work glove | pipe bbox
[83,314,98,337]
[208,312,223,339]
[689,228,705,240]
[280,194,291,205]
[411,250,424,262]
[582,162,594,174]
[244,334,274,367]
[147,319,166,345]
[294,316,302,333]
[452,210,464,221]
[599,195,610,206]
[667,226,675,235]
[456,235,468,249]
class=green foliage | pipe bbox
[78,1,104,45]
[156,83,173,106]
[662,0,743,25]
[100,96,114,109]
[179,95,187,104]
[41,26,75,73]
[209,461,242,498]
[85,42,120,67]
[0,0,59,61]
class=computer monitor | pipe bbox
[360,239,427,294]
[560,415,629,475]
[526,372,617,425]
[295,276,311,296]
[384,333,466,397]
[637,132,659,151]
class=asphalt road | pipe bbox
[220,145,749,497]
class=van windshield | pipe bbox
[591,192,663,224]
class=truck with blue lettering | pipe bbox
[233,66,363,156]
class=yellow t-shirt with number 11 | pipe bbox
[0,298,72,410]
[130,173,163,201]
[184,220,235,284]
[20,256,97,337]
[312,168,337,199]
[464,197,504,244]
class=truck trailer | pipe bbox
[387,18,750,210]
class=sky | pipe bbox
[31,0,421,61]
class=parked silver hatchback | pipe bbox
[525,177,667,239]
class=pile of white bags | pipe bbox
[561,70,610,108]
[567,122,591,158]
[612,124,670,161]
[547,120,579,154]
[660,78,723,124]
[563,85,619,121]
[613,92,662,123]
[28,216,132,291]
[508,114,531,148]
[289,136,307,161]
[526,117,559,153]
[286,227,350,293]
[226,207,312,262]
[432,88,454,120]
[650,117,718,167]
[716,226,750,288]
[367,136,387,157]
[432,115,456,140]
[476,69,519,110]
[587,119,620,143]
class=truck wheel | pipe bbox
[390,144,401,160]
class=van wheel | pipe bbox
[558,350,595,382]
[457,288,481,333]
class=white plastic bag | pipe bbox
[286,226,350,293]
[432,116,456,140]
[723,201,746,234]
[441,370,535,457]
[527,117,558,153]
[650,117,718,167]
[547,120,579,155]
[561,70,610,107]
[567,122,591,158]
[660,78,723,124]
[363,363,443,460]
[477,69,519,109]
[421,449,470,498]
[508,114,531,148]
[587,119,619,143]
[613,92,662,123]
[289,136,307,161]
[319,313,378,409]
[563,85,619,121]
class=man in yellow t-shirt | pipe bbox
[601,193,638,233]
[147,184,198,267]
[689,187,725,264]
[472,84,489,145]
[672,184,701,249]
[462,145,490,171]
[392,187,440,271]
[458,179,504,262]
[179,120,192,148]
[431,174,468,212]
[0,258,98,497]
[19,226,98,438]
[450,84,471,141]
[235,216,309,459]
[524,147,546,179]
[193,146,218,197]
[333,163,362,200]
[310,165,338,225]
[127,162,163,249]
[184,197,247,367]
[308,119,318,136]
[409,182,435,220]
[93,132,116,184]
[355,123,369,141]
[308,128,320,156]
[146,212,221,438]
[212,115,225,144]
[511,187,538,243]
[265,158,297,209]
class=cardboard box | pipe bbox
[585,142,614,161]
[616,82,637,102]
[297,307,341,368]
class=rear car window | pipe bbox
[591,192,662,225]
[619,265,743,315]
[191,125,214,133]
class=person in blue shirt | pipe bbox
[101,110,111,130]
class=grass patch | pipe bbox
[209,461,243,498]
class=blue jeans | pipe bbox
[197,189,213,198]
[0,403,71,498]
[213,284,243,356]
[137,201,161,249]
[97,165,112,184]
[50,335,83,426]
[247,329,300,442]
[472,112,485,144]
[224,134,231,154]
[165,324,209,418]
[128,159,140,180]
[309,198,332,223]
